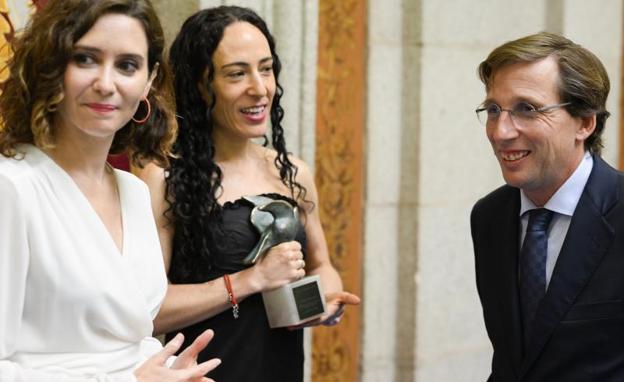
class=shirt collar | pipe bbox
[520,152,593,217]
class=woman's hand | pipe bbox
[320,291,360,325]
[134,331,221,382]
[289,291,360,329]
[251,241,306,291]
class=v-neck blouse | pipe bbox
[0,145,167,381]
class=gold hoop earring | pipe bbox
[132,98,151,124]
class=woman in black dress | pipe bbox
[137,5,359,382]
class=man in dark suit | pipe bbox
[471,32,624,381]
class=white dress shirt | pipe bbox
[0,145,167,381]
[519,152,593,288]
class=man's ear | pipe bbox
[142,62,159,99]
[576,114,596,142]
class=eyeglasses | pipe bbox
[475,102,571,128]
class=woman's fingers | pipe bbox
[198,358,222,375]
[280,246,304,277]
[344,292,361,305]
[151,332,184,365]
[256,241,307,287]
[290,258,305,270]
[322,292,360,325]
[177,358,221,381]
[193,329,215,349]
[270,240,301,255]
[322,303,346,326]
[135,331,221,382]
[264,241,303,262]
[328,291,361,305]
[183,329,214,357]
[291,292,362,328]
[174,329,215,369]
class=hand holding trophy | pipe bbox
[243,195,327,328]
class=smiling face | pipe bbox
[55,13,154,143]
[485,56,594,206]
[206,21,275,141]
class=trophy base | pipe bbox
[261,275,326,328]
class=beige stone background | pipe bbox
[153,0,624,381]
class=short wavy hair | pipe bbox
[478,32,610,154]
[0,0,176,166]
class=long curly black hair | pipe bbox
[166,6,307,281]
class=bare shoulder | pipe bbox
[259,146,314,189]
[131,162,170,223]
[132,162,166,189]
[290,155,314,189]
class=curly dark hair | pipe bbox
[166,5,307,281]
[0,0,176,166]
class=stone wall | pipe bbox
[363,0,623,381]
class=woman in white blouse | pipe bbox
[0,0,219,381]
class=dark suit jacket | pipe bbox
[471,155,624,381]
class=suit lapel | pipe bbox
[518,156,617,379]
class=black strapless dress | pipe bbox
[166,193,306,382]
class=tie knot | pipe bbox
[527,208,554,232]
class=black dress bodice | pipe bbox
[166,193,306,382]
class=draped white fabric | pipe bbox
[0,145,167,381]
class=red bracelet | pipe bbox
[223,274,239,319]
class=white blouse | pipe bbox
[0,145,167,381]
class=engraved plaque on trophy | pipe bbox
[242,195,326,328]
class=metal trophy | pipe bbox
[243,195,326,328]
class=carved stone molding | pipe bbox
[313,0,366,381]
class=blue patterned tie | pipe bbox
[520,208,554,348]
